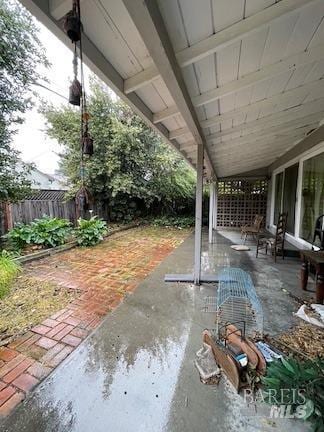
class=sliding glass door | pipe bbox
[282,163,298,235]
[272,148,324,246]
[300,152,324,245]
[273,164,298,234]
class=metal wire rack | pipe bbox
[216,268,263,337]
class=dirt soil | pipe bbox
[0,275,77,344]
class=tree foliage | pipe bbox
[41,79,196,221]
[0,0,48,201]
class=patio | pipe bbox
[2,0,324,428]
[0,230,311,432]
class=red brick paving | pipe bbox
[0,226,189,416]
[0,392,25,417]
[61,334,82,347]
[27,362,52,380]
[12,374,39,393]
[2,359,34,384]
[35,337,57,350]
[0,348,18,363]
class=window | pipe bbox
[282,163,298,235]
[300,152,324,245]
[273,172,283,225]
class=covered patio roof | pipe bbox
[21,0,324,179]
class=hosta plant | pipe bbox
[7,216,72,249]
[262,357,324,431]
[29,216,72,248]
[6,223,33,250]
[75,216,107,246]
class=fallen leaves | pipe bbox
[273,323,324,359]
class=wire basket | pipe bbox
[216,268,263,338]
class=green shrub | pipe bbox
[6,223,33,250]
[150,215,194,229]
[7,216,72,249]
[30,216,72,248]
[262,357,324,431]
[0,251,20,299]
[75,216,107,247]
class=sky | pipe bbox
[13,17,92,175]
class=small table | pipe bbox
[300,250,324,304]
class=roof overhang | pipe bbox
[20,0,324,179]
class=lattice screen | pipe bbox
[217,179,268,228]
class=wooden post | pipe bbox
[194,144,204,284]
[208,182,214,244]
[212,183,218,230]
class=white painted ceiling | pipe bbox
[22,0,324,178]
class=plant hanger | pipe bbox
[63,0,93,218]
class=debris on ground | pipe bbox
[195,342,221,384]
[294,303,324,328]
[0,275,77,345]
[267,322,324,360]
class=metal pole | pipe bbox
[208,182,214,244]
[194,144,204,284]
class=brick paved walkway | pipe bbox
[0,226,190,416]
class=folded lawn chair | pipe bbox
[241,215,264,244]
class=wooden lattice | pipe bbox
[217,179,268,229]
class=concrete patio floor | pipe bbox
[0,230,312,432]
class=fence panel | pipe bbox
[9,199,77,228]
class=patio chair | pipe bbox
[256,212,288,262]
[241,215,264,244]
[312,214,324,250]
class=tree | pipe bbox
[0,0,48,202]
[41,79,195,221]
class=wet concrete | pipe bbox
[0,230,311,432]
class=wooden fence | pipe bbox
[10,199,77,226]
[0,193,111,236]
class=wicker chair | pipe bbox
[241,215,264,243]
[256,212,288,262]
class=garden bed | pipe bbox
[14,222,141,264]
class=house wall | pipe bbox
[267,127,324,250]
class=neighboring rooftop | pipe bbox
[27,166,68,191]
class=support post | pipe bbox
[194,144,204,284]
[212,182,218,230]
[208,183,214,244]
